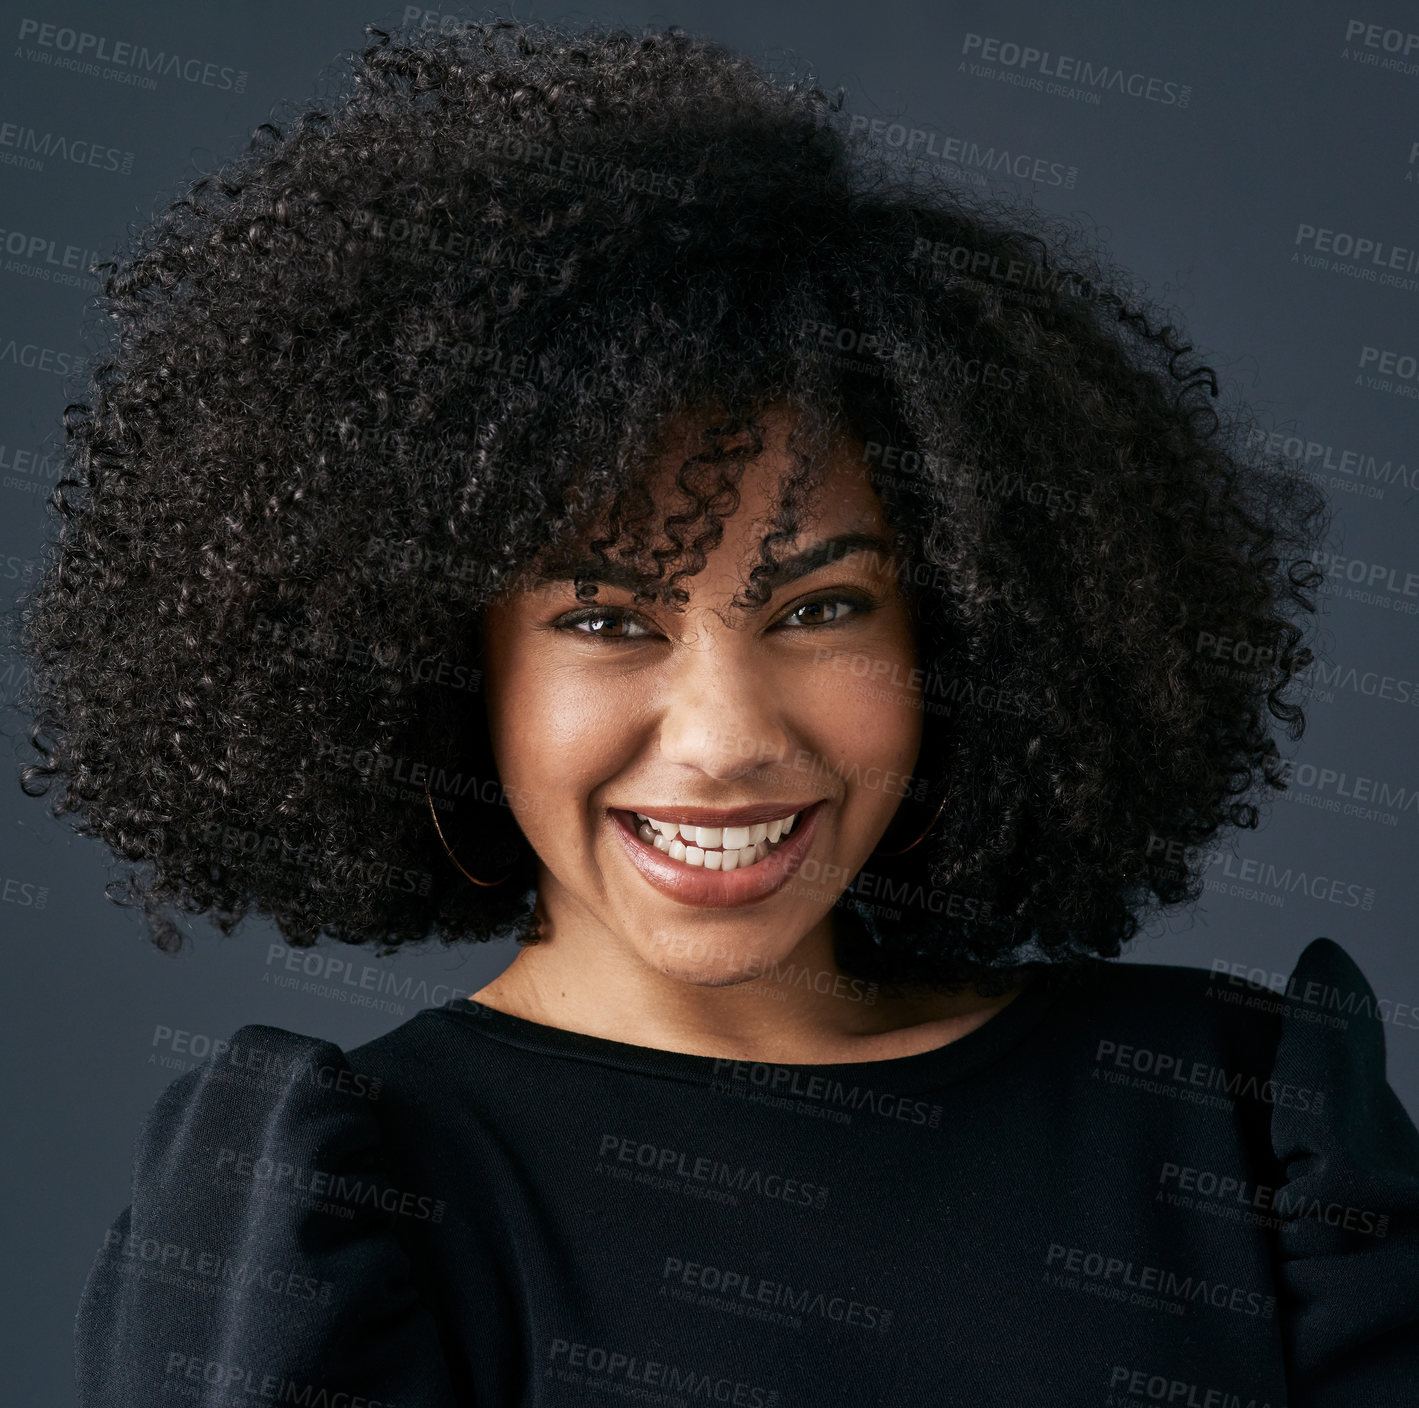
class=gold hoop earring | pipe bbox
[875,789,949,857]
[424,776,515,887]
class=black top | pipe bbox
[76,937,1419,1406]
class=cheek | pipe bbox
[808,631,923,778]
[485,646,634,805]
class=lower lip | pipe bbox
[608,801,827,908]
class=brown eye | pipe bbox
[778,592,876,629]
[556,608,654,639]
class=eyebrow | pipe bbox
[537,531,897,594]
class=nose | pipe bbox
[654,622,791,783]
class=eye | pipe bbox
[554,608,655,640]
[776,591,877,629]
[550,590,878,641]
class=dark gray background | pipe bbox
[2,1,1416,1401]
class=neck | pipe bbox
[470,888,1026,1064]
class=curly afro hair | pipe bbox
[14,17,1329,990]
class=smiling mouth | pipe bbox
[629,810,800,871]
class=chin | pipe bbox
[642,931,789,988]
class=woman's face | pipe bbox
[479,406,925,987]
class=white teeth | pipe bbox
[628,808,802,872]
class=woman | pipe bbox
[17,16,1419,1406]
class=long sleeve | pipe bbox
[1268,937,1419,1404]
[76,1023,461,1407]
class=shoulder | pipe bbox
[1066,940,1419,1390]
[134,1021,390,1181]
[78,1017,462,1406]
[1036,938,1406,1115]
[131,1005,504,1179]
[107,1020,411,1298]
[1058,934,1368,1036]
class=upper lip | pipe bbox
[614,800,822,827]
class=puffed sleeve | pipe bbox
[75,1023,460,1408]
[1268,937,1419,1404]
